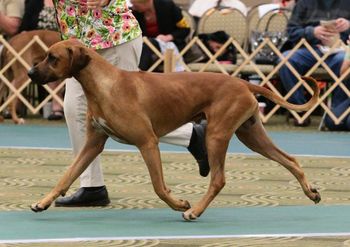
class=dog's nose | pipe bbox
[27,67,37,79]
[27,67,41,83]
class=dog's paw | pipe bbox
[15,118,25,125]
[182,210,198,221]
[173,199,191,212]
[30,203,49,213]
[180,199,191,211]
[310,188,321,204]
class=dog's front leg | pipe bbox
[10,76,27,125]
[30,127,108,212]
[138,139,191,212]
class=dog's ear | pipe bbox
[67,46,91,75]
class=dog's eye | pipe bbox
[48,54,57,64]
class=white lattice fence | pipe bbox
[171,37,350,125]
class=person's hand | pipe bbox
[81,0,110,9]
[314,25,338,44]
[156,34,173,42]
[335,18,350,33]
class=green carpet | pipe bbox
[1,205,350,243]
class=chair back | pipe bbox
[247,4,263,34]
[197,8,247,47]
[182,10,197,39]
[256,8,291,32]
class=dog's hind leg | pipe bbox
[9,75,27,124]
[182,120,236,221]
[182,95,257,221]
[138,135,191,212]
[30,124,109,212]
[236,112,321,204]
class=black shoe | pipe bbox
[55,186,110,207]
[187,121,210,177]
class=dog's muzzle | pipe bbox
[27,67,40,82]
[27,67,47,84]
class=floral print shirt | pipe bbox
[53,0,142,50]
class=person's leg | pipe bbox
[323,52,350,131]
[63,77,105,187]
[55,38,143,207]
[55,76,110,207]
[346,115,350,131]
[279,48,318,105]
[279,48,318,126]
[159,123,192,146]
[324,98,350,131]
[325,51,350,107]
[160,121,209,177]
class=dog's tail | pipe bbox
[245,76,319,112]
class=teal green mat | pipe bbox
[1,205,350,243]
[1,124,350,156]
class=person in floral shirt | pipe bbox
[53,0,209,207]
[54,0,142,49]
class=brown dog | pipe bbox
[28,40,321,220]
[0,30,61,124]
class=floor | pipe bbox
[0,119,349,246]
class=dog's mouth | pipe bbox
[27,67,54,84]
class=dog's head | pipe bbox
[28,40,91,84]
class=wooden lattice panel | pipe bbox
[0,35,65,115]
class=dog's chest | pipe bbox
[91,117,127,143]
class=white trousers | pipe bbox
[64,36,193,187]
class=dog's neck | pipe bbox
[73,50,122,100]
